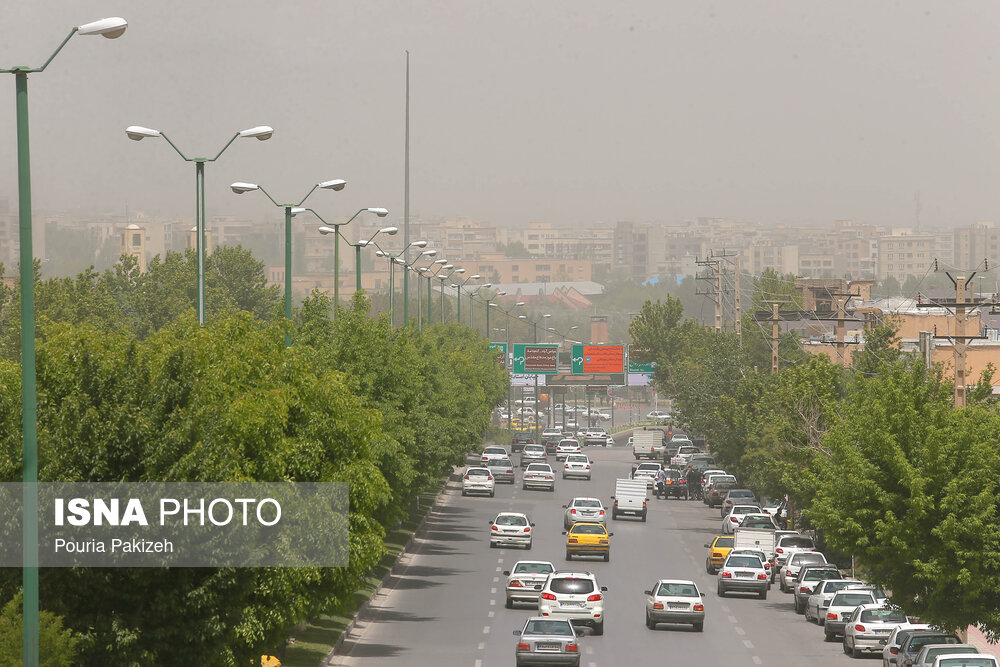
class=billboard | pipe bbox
[571,345,625,374]
[627,345,656,374]
[512,344,560,374]
[489,342,508,369]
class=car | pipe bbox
[490,512,535,549]
[791,564,842,612]
[504,561,555,608]
[702,472,733,496]
[823,589,877,641]
[583,428,609,446]
[673,444,702,466]
[737,513,778,530]
[563,522,613,561]
[523,463,555,492]
[563,498,607,528]
[721,505,763,534]
[704,535,735,574]
[931,656,1000,667]
[541,428,564,446]
[512,433,536,453]
[521,443,548,467]
[884,625,932,667]
[562,454,592,480]
[706,478,738,507]
[842,604,911,658]
[513,616,581,667]
[912,647,980,667]
[537,570,608,635]
[730,548,771,575]
[896,632,964,667]
[804,579,863,623]
[486,457,517,484]
[781,551,829,592]
[481,445,510,465]
[644,579,705,631]
[660,468,687,498]
[720,489,759,517]
[717,552,769,599]
[555,439,583,462]
[631,462,662,488]
[462,466,495,497]
[774,533,817,574]
[647,410,671,421]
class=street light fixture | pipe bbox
[307,207,389,309]
[127,125,274,325]
[231,179,347,344]
[455,274,481,325]
[2,16,128,663]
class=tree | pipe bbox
[852,316,902,376]
[751,268,801,312]
[0,592,80,667]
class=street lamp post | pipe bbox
[485,290,505,337]
[468,283,491,331]
[341,226,399,294]
[126,124,273,325]
[231,179,347,345]
[455,274,481,324]
[438,268,464,323]
[403,250,438,330]
[308,207,388,309]
[374,240,428,325]
[425,260,449,322]
[2,16,128,664]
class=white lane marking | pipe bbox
[586,646,594,655]
[728,614,738,624]
[490,599,496,606]
[752,657,762,665]
[496,566,502,572]
[491,587,497,594]
[735,626,745,636]
[488,611,495,618]
[483,625,491,634]
[497,557,504,563]
[477,642,485,650]
[743,639,754,649]
[475,660,483,667]
[493,576,499,583]
[722,604,731,613]
[589,662,597,667]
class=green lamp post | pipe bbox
[374,241,431,325]
[305,206,388,310]
[1,17,128,665]
[343,226,398,293]
[230,179,346,345]
[454,274,481,325]
[125,124,273,325]
[422,259,449,323]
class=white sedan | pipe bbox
[462,466,495,497]
[522,463,555,492]
[562,497,607,528]
[721,505,764,534]
[842,604,909,658]
[555,439,583,461]
[489,511,534,549]
[644,579,705,631]
[562,453,592,480]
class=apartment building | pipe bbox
[876,232,935,283]
[953,221,1000,269]
[741,239,800,275]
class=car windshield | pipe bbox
[831,593,875,606]
[727,556,762,568]
[714,536,735,548]
[656,582,699,597]
[467,468,490,476]
[573,499,601,508]
[495,515,527,526]
[514,563,554,574]
[524,619,574,636]
[549,578,595,594]
[907,635,960,652]
[780,536,815,548]
[861,609,907,623]
[571,524,607,535]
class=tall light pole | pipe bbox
[485,290,506,337]
[425,259,449,322]
[374,240,428,325]
[403,250,438,330]
[2,16,128,664]
[307,207,388,309]
[339,226,398,293]
[231,179,346,345]
[454,274,481,324]
[467,283,492,331]
[126,124,273,325]
[439,268,464,323]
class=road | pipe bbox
[329,432,859,667]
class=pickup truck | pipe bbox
[631,431,664,460]
[611,478,648,522]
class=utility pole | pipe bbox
[753,301,798,373]
[813,288,863,367]
[696,256,723,332]
[771,303,779,373]
[734,254,742,347]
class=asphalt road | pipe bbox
[329,432,861,667]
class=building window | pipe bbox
[132,233,142,245]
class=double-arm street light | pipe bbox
[374,240,429,325]
[422,259,449,323]
[438,267,464,323]
[2,16,128,664]
[231,179,346,344]
[126,124,273,325]
[484,289,506,338]
[453,273,481,324]
[330,225,399,294]
[416,258,448,329]
[402,250,439,330]
[467,283,492,330]
[307,206,388,308]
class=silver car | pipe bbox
[824,589,876,640]
[791,565,842,612]
[513,616,581,667]
[780,551,828,592]
[912,645,980,667]
[487,457,516,484]
[504,560,555,608]
[562,454,592,480]
[562,497,607,529]
[804,579,862,624]
[521,444,547,468]
[523,463,555,491]
[644,579,705,631]
[717,553,769,599]
[842,604,910,658]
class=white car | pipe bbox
[555,439,583,462]
[842,604,910,658]
[717,552,769,599]
[884,625,931,667]
[721,505,763,534]
[931,655,999,667]
[522,463,555,492]
[489,511,534,550]
[562,497,606,528]
[647,410,671,420]
[503,560,555,608]
[804,579,862,624]
[823,589,877,641]
[480,445,509,465]
[462,466,495,497]
[644,579,705,631]
[631,462,661,488]
[562,453,592,480]
[537,570,607,635]
[779,549,826,592]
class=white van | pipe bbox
[611,478,648,522]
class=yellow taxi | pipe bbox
[704,534,734,574]
[563,522,613,562]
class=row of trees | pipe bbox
[630,290,1000,639]
[0,249,507,664]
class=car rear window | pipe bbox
[637,464,661,472]
[802,569,840,581]
[495,459,513,467]
[831,593,875,607]
[714,536,735,548]
[567,455,588,463]
[549,578,595,594]
[740,517,775,528]
[656,582,699,597]
[484,448,506,455]
[779,536,815,549]
[937,659,998,667]
[526,464,551,472]
[524,619,574,636]
[514,562,554,574]
[906,635,960,652]
[524,446,545,453]
[729,490,755,498]
[791,553,826,565]
[924,646,977,659]
[727,556,763,568]
[495,515,527,526]
[573,499,601,508]
[571,524,607,535]
[860,609,907,623]
[467,468,490,476]
[715,480,737,489]
[823,581,855,593]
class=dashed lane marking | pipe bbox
[728,615,738,624]
[483,625,490,634]
[477,642,485,650]
[735,626,745,636]
[493,577,499,583]
[743,639,754,649]
[496,566,502,572]
[491,587,497,594]
[490,599,496,606]
[475,660,483,667]
[722,604,731,613]
[752,657,762,665]
[488,611,495,618]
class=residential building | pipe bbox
[876,232,936,283]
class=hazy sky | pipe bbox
[2,1,1000,230]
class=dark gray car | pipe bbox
[720,489,759,517]
[898,632,963,667]
[513,617,581,667]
